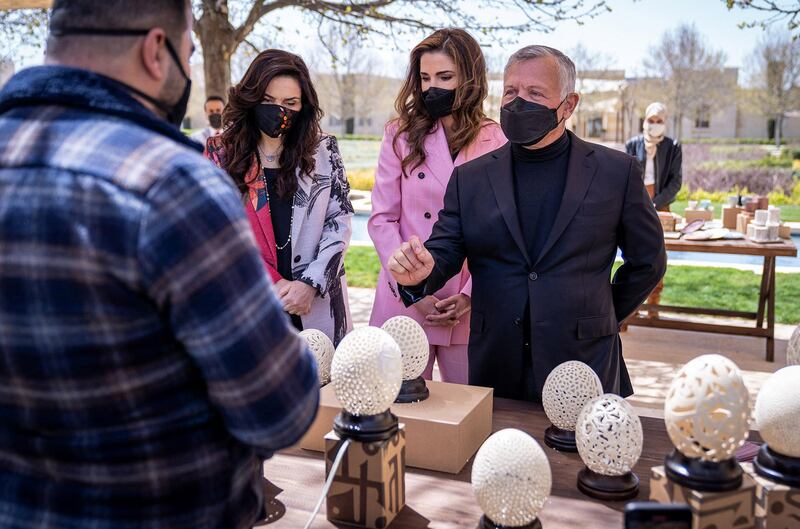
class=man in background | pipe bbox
[0,1,318,528]
[191,94,225,145]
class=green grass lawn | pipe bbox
[670,201,800,222]
[345,246,800,325]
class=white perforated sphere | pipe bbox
[330,327,402,416]
[471,429,551,527]
[576,394,643,476]
[381,316,430,381]
[298,329,335,385]
[542,361,604,430]
[788,325,800,366]
[664,354,750,462]
[755,366,800,458]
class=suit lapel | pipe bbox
[533,132,598,267]
[487,144,532,267]
[427,122,455,189]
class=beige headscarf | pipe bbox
[643,102,667,158]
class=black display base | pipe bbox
[577,467,640,501]
[395,376,430,403]
[754,444,800,488]
[333,410,398,443]
[477,514,542,529]
[544,425,577,452]
[664,449,743,492]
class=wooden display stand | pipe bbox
[650,465,757,529]
[743,463,800,529]
[738,212,755,234]
[300,381,493,473]
[723,205,744,229]
[324,426,406,528]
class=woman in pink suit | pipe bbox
[368,28,506,384]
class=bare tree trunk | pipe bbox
[202,44,234,100]
[340,73,356,135]
[775,113,784,149]
[195,1,237,100]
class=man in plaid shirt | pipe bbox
[0,1,319,528]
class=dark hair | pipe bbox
[47,0,189,55]
[393,28,491,176]
[221,49,322,199]
[204,95,225,111]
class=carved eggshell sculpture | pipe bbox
[381,315,430,381]
[755,365,800,458]
[576,394,643,476]
[298,329,335,385]
[472,428,552,527]
[330,327,402,416]
[664,354,750,462]
[542,360,604,430]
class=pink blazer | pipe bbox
[368,120,507,346]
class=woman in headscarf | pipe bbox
[625,102,682,315]
[625,102,682,212]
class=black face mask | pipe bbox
[500,96,567,147]
[422,87,456,120]
[49,27,192,128]
[254,104,295,138]
[208,113,223,129]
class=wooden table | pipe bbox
[627,237,797,362]
[258,398,761,528]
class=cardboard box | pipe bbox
[658,212,678,232]
[743,463,800,529]
[723,205,744,229]
[684,208,714,223]
[325,426,406,528]
[650,465,756,529]
[779,224,792,239]
[300,381,493,474]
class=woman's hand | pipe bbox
[426,294,471,327]
[412,295,445,326]
[278,280,317,316]
[274,278,291,293]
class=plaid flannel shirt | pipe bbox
[0,66,319,529]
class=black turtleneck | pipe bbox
[512,131,571,262]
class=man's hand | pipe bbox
[425,293,471,327]
[388,235,435,286]
[278,280,317,316]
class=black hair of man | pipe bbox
[46,0,189,59]
[204,95,226,111]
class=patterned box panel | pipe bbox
[650,465,756,529]
[743,463,800,529]
[325,427,406,528]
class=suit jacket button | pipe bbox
[514,317,521,326]
[418,172,425,179]
[294,255,301,263]
[424,212,432,219]
[528,272,538,281]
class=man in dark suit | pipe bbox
[388,45,667,401]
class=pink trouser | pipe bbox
[421,343,469,385]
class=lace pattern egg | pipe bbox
[330,327,402,416]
